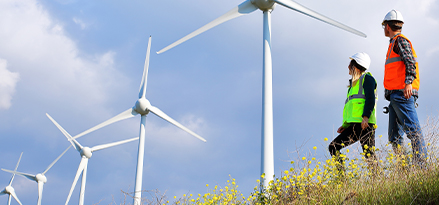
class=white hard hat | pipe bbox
[349,52,371,70]
[383,10,404,23]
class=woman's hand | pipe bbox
[361,116,369,130]
[337,126,345,133]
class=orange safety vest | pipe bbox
[384,34,420,90]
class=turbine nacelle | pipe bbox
[4,185,14,194]
[133,98,151,115]
[80,147,93,159]
[35,174,47,183]
[251,0,275,11]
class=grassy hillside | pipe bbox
[113,115,439,205]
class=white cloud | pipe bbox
[417,0,438,16]
[426,47,439,58]
[0,59,19,109]
[73,17,87,29]
[0,0,127,118]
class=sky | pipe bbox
[0,0,438,204]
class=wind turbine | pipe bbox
[157,0,366,187]
[46,113,139,205]
[63,36,206,205]
[0,152,23,205]
[2,146,71,205]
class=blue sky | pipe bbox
[0,0,438,204]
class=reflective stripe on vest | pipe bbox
[384,34,420,90]
[342,73,377,126]
[386,56,418,65]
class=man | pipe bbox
[382,10,427,164]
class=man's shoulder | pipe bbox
[395,34,411,44]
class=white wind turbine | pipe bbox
[0,152,23,205]
[157,0,366,187]
[56,36,206,205]
[2,146,71,205]
[46,113,139,205]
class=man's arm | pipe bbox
[395,37,417,99]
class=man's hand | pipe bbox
[404,83,412,99]
[361,116,369,130]
[337,126,345,133]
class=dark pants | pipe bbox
[329,123,376,162]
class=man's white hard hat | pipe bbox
[383,9,404,23]
[350,52,371,70]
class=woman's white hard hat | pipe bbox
[349,52,371,70]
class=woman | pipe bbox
[329,52,377,166]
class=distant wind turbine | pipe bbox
[0,152,23,205]
[46,113,139,205]
[64,36,206,205]
[2,146,71,205]
[157,0,366,187]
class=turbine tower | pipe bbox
[46,113,139,205]
[2,146,71,205]
[63,36,206,205]
[0,152,23,205]
[157,0,366,188]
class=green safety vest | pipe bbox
[342,72,377,128]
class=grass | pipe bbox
[110,115,439,205]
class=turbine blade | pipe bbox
[274,0,366,37]
[8,194,11,205]
[139,36,152,99]
[13,153,22,172]
[10,190,22,205]
[148,106,206,142]
[2,169,37,182]
[157,0,258,54]
[9,152,23,185]
[73,108,138,140]
[46,113,83,151]
[78,162,88,205]
[91,137,139,152]
[37,181,44,205]
[66,157,88,205]
[43,145,71,175]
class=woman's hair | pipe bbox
[348,59,366,87]
[349,59,366,72]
